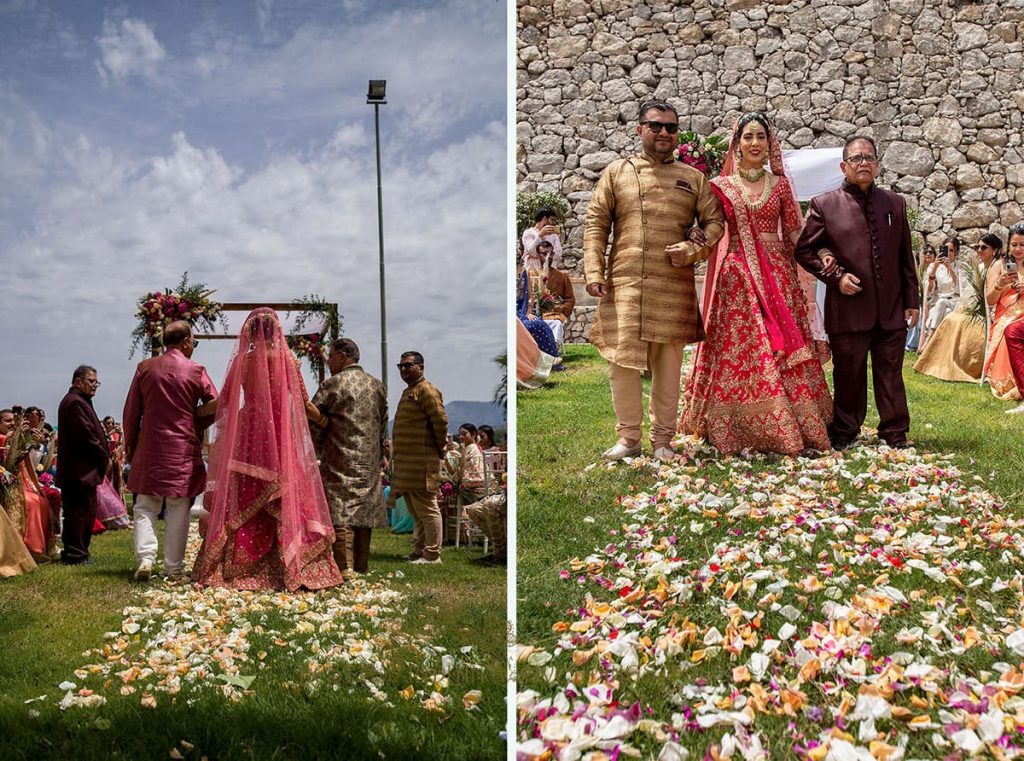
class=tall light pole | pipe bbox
[367,79,388,394]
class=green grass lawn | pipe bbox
[1,524,506,760]
[517,345,1024,759]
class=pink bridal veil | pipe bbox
[194,307,340,590]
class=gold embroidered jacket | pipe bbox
[583,152,725,370]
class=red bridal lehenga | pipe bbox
[192,308,343,591]
[678,132,832,455]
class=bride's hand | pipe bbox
[819,253,839,276]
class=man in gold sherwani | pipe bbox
[308,338,388,576]
[389,351,449,565]
[584,100,725,460]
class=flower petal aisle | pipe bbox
[517,437,1024,760]
[51,537,489,736]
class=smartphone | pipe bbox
[938,244,948,260]
[1007,258,1019,274]
[551,225,562,236]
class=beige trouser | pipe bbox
[465,493,507,558]
[609,341,684,449]
[403,490,442,561]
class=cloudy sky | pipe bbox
[0,0,508,422]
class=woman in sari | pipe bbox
[1,419,57,562]
[90,416,131,529]
[517,269,560,361]
[192,308,343,590]
[983,223,1024,412]
[1,464,37,577]
[679,112,832,454]
[914,234,1000,382]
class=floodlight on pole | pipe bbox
[367,79,388,393]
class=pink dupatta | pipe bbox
[194,308,340,590]
[700,118,807,358]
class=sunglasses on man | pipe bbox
[640,120,679,134]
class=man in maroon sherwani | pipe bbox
[794,135,920,450]
[123,321,217,581]
[56,365,110,564]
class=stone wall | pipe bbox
[517,0,1024,276]
[565,305,597,343]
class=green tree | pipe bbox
[516,191,570,239]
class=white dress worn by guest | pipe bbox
[521,226,563,270]
[925,261,959,332]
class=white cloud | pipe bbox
[1,1,507,421]
[0,117,505,417]
[95,18,167,84]
[256,0,273,36]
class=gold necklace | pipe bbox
[736,165,766,182]
[733,173,773,210]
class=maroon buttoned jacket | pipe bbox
[56,386,109,490]
[794,180,919,335]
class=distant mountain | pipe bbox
[388,400,506,438]
[445,400,506,434]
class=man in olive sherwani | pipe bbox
[308,338,388,576]
[584,100,725,461]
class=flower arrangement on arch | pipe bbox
[675,131,729,178]
[286,294,341,378]
[130,272,224,357]
[286,333,328,378]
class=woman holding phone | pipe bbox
[983,222,1024,412]
[920,235,961,348]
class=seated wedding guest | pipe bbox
[24,407,46,471]
[915,234,1001,382]
[0,409,15,437]
[1,409,56,563]
[0,475,36,578]
[465,491,506,566]
[526,240,576,351]
[441,423,486,500]
[517,319,556,389]
[906,244,937,352]
[37,424,56,473]
[521,206,563,269]
[477,425,498,451]
[517,269,560,362]
[921,236,961,348]
[983,222,1024,413]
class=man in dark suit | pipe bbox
[794,135,920,449]
[56,365,110,564]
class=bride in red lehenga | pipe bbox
[192,308,343,591]
[678,113,833,455]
